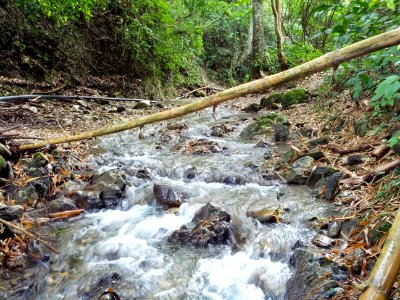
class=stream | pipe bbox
[35,104,331,299]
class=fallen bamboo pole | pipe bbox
[19,28,400,151]
[359,208,400,300]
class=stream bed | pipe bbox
[35,105,331,299]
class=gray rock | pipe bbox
[354,116,369,137]
[298,151,324,161]
[91,170,127,191]
[283,156,315,184]
[306,166,337,188]
[77,99,89,108]
[286,249,348,300]
[0,205,24,221]
[273,123,289,142]
[323,172,343,200]
[48,197,77,213]
[168,203,234,247]
[307,136,330,147]
[312,234,335,248]
[153,184,187,208]
[344,154,366,165]
[14,186,39,206]
[222,175,248,185]
[0,144,12,160]
[327,221,341,238]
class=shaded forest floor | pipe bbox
[0,73,399,299]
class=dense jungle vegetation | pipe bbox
[0,0,399,145]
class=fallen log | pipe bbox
[359,208,400,300]
[363,159,400,183]
[18,28,400,151]
[327,143,373,155]
[0,94,157,103]
[49,209,85,220]
[372,144,391,160]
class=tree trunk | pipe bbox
[19,28,400,151]
[271,0,289,70]
[238,9,254,65]
[250,0,265,78]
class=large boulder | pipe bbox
[168,203,235,247]
[306,166,338,188]
[153,184,187,208]
[259,89,309,109]
[286,249,348,300]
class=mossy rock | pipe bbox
[0,155,6,173]
[240,112,288,139]
[280,89,309,107]
[259,93,285,109]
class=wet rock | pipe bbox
[153,184,187,208]
[344,154,366,165]
[48,197,77,213]
[306,136,330,147]
[345,248,366,274]
[169,203,234,247]
[166,123,188,131]
[0,143,12,160]
[323,172,343,201]
[312,234,335,248]
[79,272,121,299]
[291,240,306,251]
[246,200,281,224]
[341,219,362,239]
[91,169,127,191]
[273,123,289,142]
[210,124,234,137]
[0,205,23,221]
[14,186,39,206]
[221,175,248,186]
[306,166,337,188]
[133,100,151,109]
[283,156,315,184]
[182,139,225,155]
[286,249,348,300]
[327,221,341,238]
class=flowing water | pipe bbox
[36,105,330,300]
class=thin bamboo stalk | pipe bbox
[19,28,400,151]
[360,208,400,300]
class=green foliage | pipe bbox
[370,75,400,115]
[16,0,107,23]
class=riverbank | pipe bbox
[0,73,399,299]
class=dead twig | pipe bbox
[0,217,60,254]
